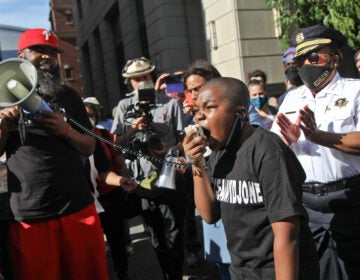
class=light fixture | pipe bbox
[209,20,218,50]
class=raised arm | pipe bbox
[183,129,220,224]
[98,171,137,192]
[276,105,360,155]
[298,106,360,155]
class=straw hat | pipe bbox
[122,57,155,78]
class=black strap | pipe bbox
[18,110,26,145]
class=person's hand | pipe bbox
[119,177,137,192]
[183,128,208,167]
[276,113,301,146]
[299,105,317,140]
[0,106,20,131]
[183,100,194,115]
[131,116,147,131]
[32,110,69,138]
[155,73,170,91]
[176,156,189,175]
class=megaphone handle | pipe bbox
[18,109,27,145]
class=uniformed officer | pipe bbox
[271,24,360,280]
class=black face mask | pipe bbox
[299,64,333,90]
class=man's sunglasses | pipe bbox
[294,52,333,68]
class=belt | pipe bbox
[302,174,360,196]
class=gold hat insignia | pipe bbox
[296,32,305,44]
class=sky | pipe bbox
[0,0,51,30]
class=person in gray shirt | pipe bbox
[112,57,185,280]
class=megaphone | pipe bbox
[156,148,179,191]
[0,58,52,113]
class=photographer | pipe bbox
[111,57,185,280]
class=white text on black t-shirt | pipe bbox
[214,178,263,205]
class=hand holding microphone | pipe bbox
[183,124,208,168]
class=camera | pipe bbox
[138,88,156,108]
[125,87,156,126]
[124,87,163,158]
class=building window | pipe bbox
[64,9,74,25]
[64,64,74,81]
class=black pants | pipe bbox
[138,188,185,280]
[98,188,128,279]
[0,220,11,280]
[303,186,360,280]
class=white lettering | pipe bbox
[241,181,249,204]
[255,183,263,203]
[226,180,234,203]
[236,181,242,204]
[42,30,51,40]
[213,177,264,206]
[248,182,256,203]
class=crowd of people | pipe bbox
[0,23,359,280]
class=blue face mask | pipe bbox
[250,96,268,109]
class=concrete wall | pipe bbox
[201,0,285,94]
[0,25,25,60]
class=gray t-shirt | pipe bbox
[111,93,184,182]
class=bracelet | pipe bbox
[63,123,72,140]
[191,156,204,167]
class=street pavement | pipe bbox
[107,215,222,280]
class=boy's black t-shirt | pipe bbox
[6,86,94,222]
[207,118,319,280]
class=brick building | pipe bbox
[50,0,83,96]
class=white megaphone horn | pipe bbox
[155,148,179,191]
[0,58,52,113]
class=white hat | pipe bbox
[122,57,155,78]
[83,97,101,105]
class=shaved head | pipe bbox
[201,77,250,110]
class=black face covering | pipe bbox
[299,64,333,90]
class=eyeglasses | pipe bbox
[294,52,332,68]
[185,86,202,94]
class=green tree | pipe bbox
[266,0,360,51]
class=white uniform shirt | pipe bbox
[271,73,360,183]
